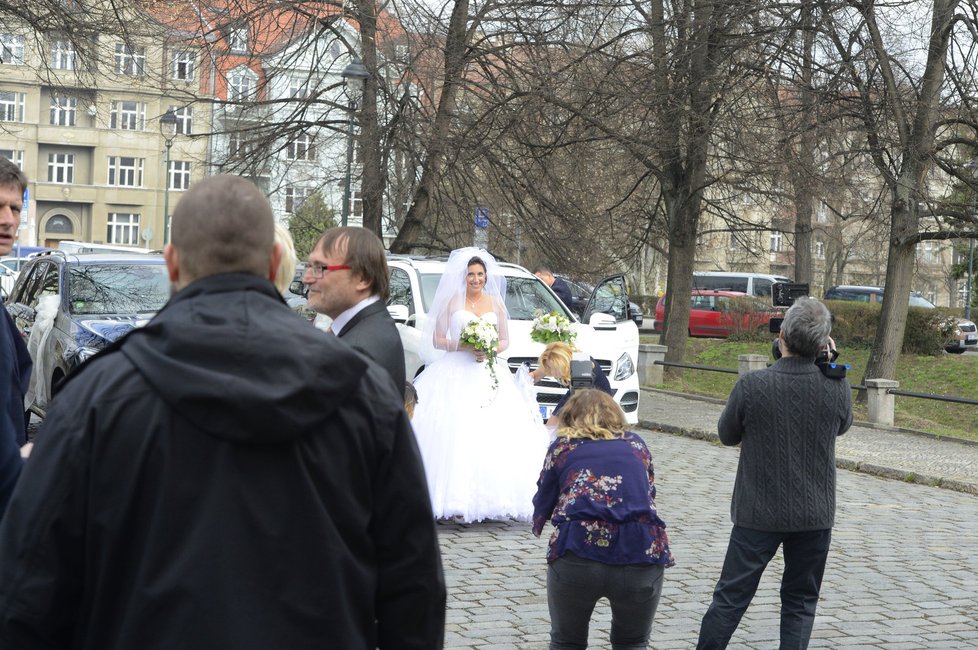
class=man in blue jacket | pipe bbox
[0,158,31,522]
[0,175,445,649]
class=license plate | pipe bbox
[968,334,977,342]
[539,404,555,421]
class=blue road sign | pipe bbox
[475,207,489,229]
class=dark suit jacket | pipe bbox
[551,276,575,311]
[337,300,406,390]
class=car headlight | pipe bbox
[75,346,101,363]
[614,352,635,381]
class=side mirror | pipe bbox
[588,312,616,330]
[289,280,307,297]
[387,304,410,324]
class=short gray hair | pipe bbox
[781,297,832,358]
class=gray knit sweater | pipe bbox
[718,356,853,532]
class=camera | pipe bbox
[772,282,810,307]
[570,355,594,389]
[770,326,847,381]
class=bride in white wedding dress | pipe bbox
[411,248,550,522]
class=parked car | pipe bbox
[693,271,793,299]
[824,285,978,353]
[651,290,779,338]
[5,251,170,417]
[386,255,641,423]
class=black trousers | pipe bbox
[697,526,832,650]
[547,552,665,650]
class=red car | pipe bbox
[652,290,778,338]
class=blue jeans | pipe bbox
[697,526,832,650]
[547,552,665,650]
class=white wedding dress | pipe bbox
[411,310,550,522]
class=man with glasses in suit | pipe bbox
[304,226,405,388]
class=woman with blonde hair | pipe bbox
[532,389,674,650]
[272,221,297,294]
[530,341,613,425]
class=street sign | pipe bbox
[474,207,489,229]
[20,187,28,228]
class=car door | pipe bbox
[6,260,55,340]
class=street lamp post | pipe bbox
[159,108,178,243]
[340,57,369,227]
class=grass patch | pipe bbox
[643,337,978,441]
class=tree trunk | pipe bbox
[356,0,384,237]
[389,0,471,253]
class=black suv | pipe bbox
[5,251,170,417]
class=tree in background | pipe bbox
[287,193,338,259]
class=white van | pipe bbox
[58,241,154,255]
[692,272,792,300]
[386,255,641,423]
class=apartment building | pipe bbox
[0,21,211,251]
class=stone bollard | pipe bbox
[638,344,667,386]
[738,354,767,375]
[865,378,898,427]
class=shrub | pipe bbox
[725,296,774,341]
[824,300,947,355]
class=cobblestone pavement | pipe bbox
[439,402,978,648]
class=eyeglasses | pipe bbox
[304,264,352,278]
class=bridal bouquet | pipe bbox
[460,319,500,390]
[530,310,577,346]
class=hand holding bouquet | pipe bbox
[531,310,577,346]
[460,319,500,390]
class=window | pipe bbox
[106,212,140,245]
[0,34,25,65]
[227,69,256,102]
[168,160,191,190]
[45,215,74,234]
[284,186,312,213]
[0,149,24,168]
[50,95,77,126]
[387,267,414,311]
[352,190,363,218]
[228,131,250,158]
[814,239,825,259]
[107,156,144,187]
[918,241,940,264]
[51,39,76,70]
[289,77,309,99]
[285,132,315,161]
[47,153,74,183]
[114,43,145,76]
[229,28,248,54]
[110,100,145,130]
[0,91,25,122]
[170,50,195,81]
[167,105,193,135]
[769,230,783,252]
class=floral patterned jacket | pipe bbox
[532,432,675,566]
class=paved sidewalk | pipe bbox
[638,388,978,495]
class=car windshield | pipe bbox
[419,272,571,320]
[909,295,936,308]
[67,263,170,315]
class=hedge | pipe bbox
[824,300,955,355]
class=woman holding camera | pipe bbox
[530,341,613,426]
[532,389,674,650]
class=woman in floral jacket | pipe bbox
[532,389,674,650]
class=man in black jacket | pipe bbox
[0,175,445,649]
[304,226,405,388]
[533,265,575,311]
[0,158,32,521]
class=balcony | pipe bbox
[36,125,100,148]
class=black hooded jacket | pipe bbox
[0,273,445,650]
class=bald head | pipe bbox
[168,175,276,286]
